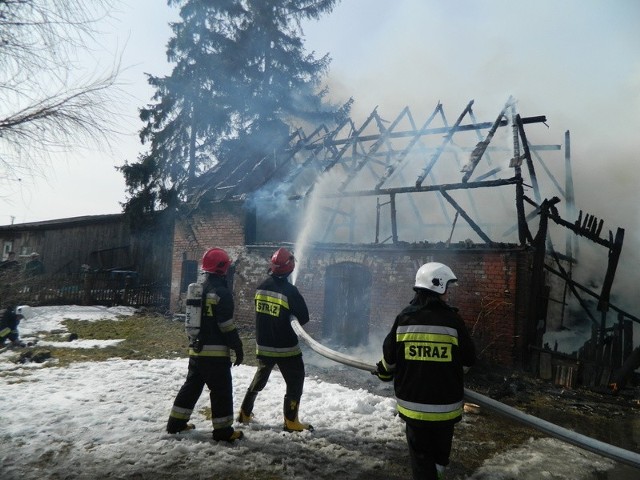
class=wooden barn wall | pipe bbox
[0,215,174,284]
[129,213,175,282]
[3,220,129,275]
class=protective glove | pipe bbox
[372,360,393,382]
[233,347,244,366]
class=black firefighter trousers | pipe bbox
[168,356,234,433]
[405,421,455,480]
[241,356,305,414]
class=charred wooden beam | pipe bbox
[461,97,512,182]
[446,211,460,246]
[301,115,548,149]
[374,103,443,190]
[390,193,398,244]
[528,198,555,352]
[439,189,493,244]
[511,105,528,245]
[375,197,391,244]
[564,131,577,257]
[502,194,541,237]
[308,177,520,200]
[319,112,377,175]
[416,100,474,187]
[516,114,541,204]
[530,148,565,198]
[546,242,600,327]
[546,207,616,249]
[544,264,640,324]
[597,227,624,312]
[514,166,533,243]
[338,107,409,192]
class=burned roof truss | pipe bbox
[191,97,635,374]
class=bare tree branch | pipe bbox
[0,0,124,197]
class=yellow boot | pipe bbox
[237,390,258,424]
[236,408,253,424]
[283,396,313,432]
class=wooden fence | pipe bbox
[0,271,170,310]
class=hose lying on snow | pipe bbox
[291,318,640,470]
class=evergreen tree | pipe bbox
[119,0,345,215]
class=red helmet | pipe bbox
[270,247,295,276]
[201,248,231,275]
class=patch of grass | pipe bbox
[13,313,257,368]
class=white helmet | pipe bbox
[414,262,457,294]
[16,305,33,320]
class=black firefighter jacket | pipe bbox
[382,295,476,426]
[254,275,309,360]
[189,275,242,360]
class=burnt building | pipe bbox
[171,97,635,375]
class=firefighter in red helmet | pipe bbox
[374,262,476,480]
[167,248,245,442]
[237,247,313,432]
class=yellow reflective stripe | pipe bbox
[169,406,193,420]
[256,345,301,357]
[396,398,463,422]
[382,358,396,372]
[0,327,10,337]
[189,345,230,357]
[204,293,220,316]
[396,332,458,346]
[397,404,463,422]
[397,325,458,336]
[218,318,236,333]
[189,349,231,357]
[255,292,289,310]
[212,415,234,429]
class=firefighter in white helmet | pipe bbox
[374,262,476,480]
[237,247,313,432]
[166,248,244,442]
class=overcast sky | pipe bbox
[1,0,638,243]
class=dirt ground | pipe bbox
[303,359,640,480]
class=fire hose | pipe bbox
[291,318,640,469]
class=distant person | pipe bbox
[0,305,32,348]
[24,252,44,277]
[237,247,313,432]
[166,248,244,442]
[0,251,20,273]
[374,262,476,480]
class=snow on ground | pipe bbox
[0,306,624,479]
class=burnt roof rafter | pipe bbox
[194,98,560,249]
[374,102,443,190]
[461,97,513,183]
[337,107,410,192]
[310,176,520,200]
[415,100,475,188]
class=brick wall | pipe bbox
[172,203,534,366]
[171,202,246,311]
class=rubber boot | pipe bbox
[283,396,313,432]
[212,426,244,442]
[166,417,195,434]
[237,390,258,424]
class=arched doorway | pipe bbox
[322,262,372,346]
